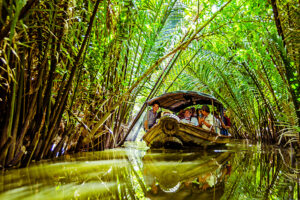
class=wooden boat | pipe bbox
[143,91,231,148]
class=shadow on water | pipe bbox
[0,142,299,200]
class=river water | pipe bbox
[0,141,298,200]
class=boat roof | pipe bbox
[147,90,222,112]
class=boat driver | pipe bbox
[144,101,160,132]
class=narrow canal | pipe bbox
[0,141,298,200]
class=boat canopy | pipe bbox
[147,90,223,112]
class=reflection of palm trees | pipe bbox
[0,149,150,200]
[223,146,299,200]
[1,147,298,199]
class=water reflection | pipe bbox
[142,150,231,200]
[0,142,298,200]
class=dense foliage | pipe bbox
[0,0,299,168]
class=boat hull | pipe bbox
[143,115,231,148]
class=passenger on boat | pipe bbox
[177,109,185,119]
[198,105,214,131]
[191,109,199,126]
[144,101,160,132]
[212,111,221,134]
[191,107,196,117]
[196,108,203,119]
[213,111,227,135]
[180,109,192,124]
[220,110,231,136]
[179,109,198,126]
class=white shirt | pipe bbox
[191,117,199,126]
[202,113,213,131]
[181,118,192,124]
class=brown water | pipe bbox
[0,141,299,200]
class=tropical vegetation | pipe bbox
[0,0,299,168]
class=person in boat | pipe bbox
[196,108,203,123]
[144,101,160,132]
[213,111,228,135]
[190,109,199,126]
[180,109,198,126]
[220,110,231,136]
[180,109,192,124]
[178,109,185,119]
[191,107,196,117]
[198,105,214,132]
